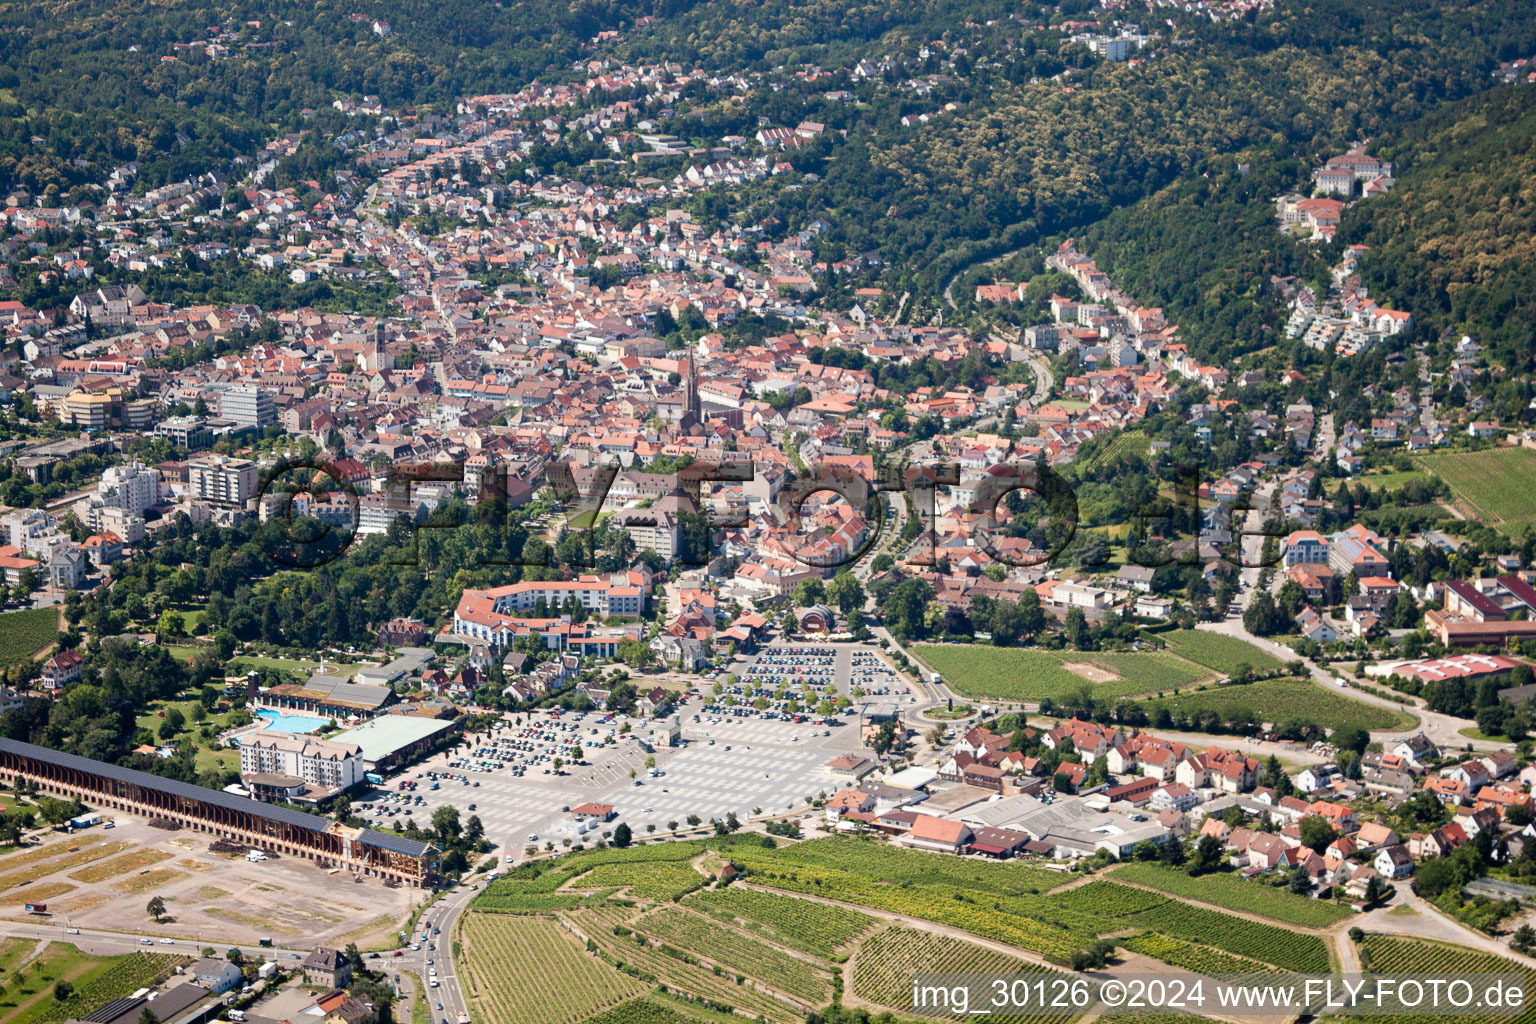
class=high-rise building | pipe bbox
[222,385,274,428]
[95,462,161,517]
[187,455,259,506]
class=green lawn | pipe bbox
[0,607,58,666]
[1332,470,1429,492]
[1155,629,1287,675]
[134,698,242,738]
[911,645,1211,704]
[1136,677,1415,731]
[228,655,359,679]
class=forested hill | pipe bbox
[1338,85,1536,374]
[4,0,1536,315]
[0,0,682,196]
[777,0,1536,304]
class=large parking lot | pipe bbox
[371,642,903,857]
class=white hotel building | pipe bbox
[238,730,365,791]
[453,574,645,646]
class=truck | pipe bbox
[366,772,385,786]
[258,937,274,947]
[929,672,942,685]
[24,902,47,914]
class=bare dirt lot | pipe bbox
[0,815,418,947]
[1061,661,1121,683]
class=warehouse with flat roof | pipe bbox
[333,713,462,770]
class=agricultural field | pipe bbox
[1418,447,1536,535]
[1112,863,1353,927]
[584,998,755,1024]
[1136,677,1415,732]
[1154,630,1287,676]
[571,860,706,901]
[852,927,1066,1023]
[474,840,707,909]
[458,912,646,1024]
[1349,934,1535,1024]
[1122,900,1333,973]
[0,946,186,1024]
[911,646,1211,704]
[631,906,833,1004]
[1120,933,1280,975]
[0,608,58,667]
[1098,430,1151,463]
[683,886,875,958]
[1049,880,1169,919]
[571,904,805,1023]
[724,847,1087,963]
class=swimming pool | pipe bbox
[253,709,330,734]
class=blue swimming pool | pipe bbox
[253,709,329,734]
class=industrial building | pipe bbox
[0,738,438,886]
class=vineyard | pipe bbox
[0,608,58,668]
[1418,448,1536,536]
[583,998,749,1024]
[1122,901,1333,973]
[1136,677,1414,732]
[630,906,833,1004]
[911,645,1209,704]
[1112,863,1353,927]
[474,842,708,909]
[567,905,806,1023]
[1085,652,1209,690]
[727,848,1088,963]
[21,951,189,1024]
[1153,630,1287,675]
[1089,431,1152,467]
[573,860,707,901]
[1350,934,1536,1024]
[1049,880,1168,919]
[759,837,1068,896]
[1120,933,1280,976]
[683,887,875,958]
[458,912,646,1024]
[852,927,1068,1024]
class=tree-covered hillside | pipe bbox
[1339,85,1536,372]
[782,0,1536,305]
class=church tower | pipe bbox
[679,356,702,434]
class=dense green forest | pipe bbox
[787,0,1536,304]
[5,0,1536,326]
[1338,85,1536,373]
[0,0,692,196]
[1076,153,1320,363]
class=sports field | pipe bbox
[1417,447,1536,534]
